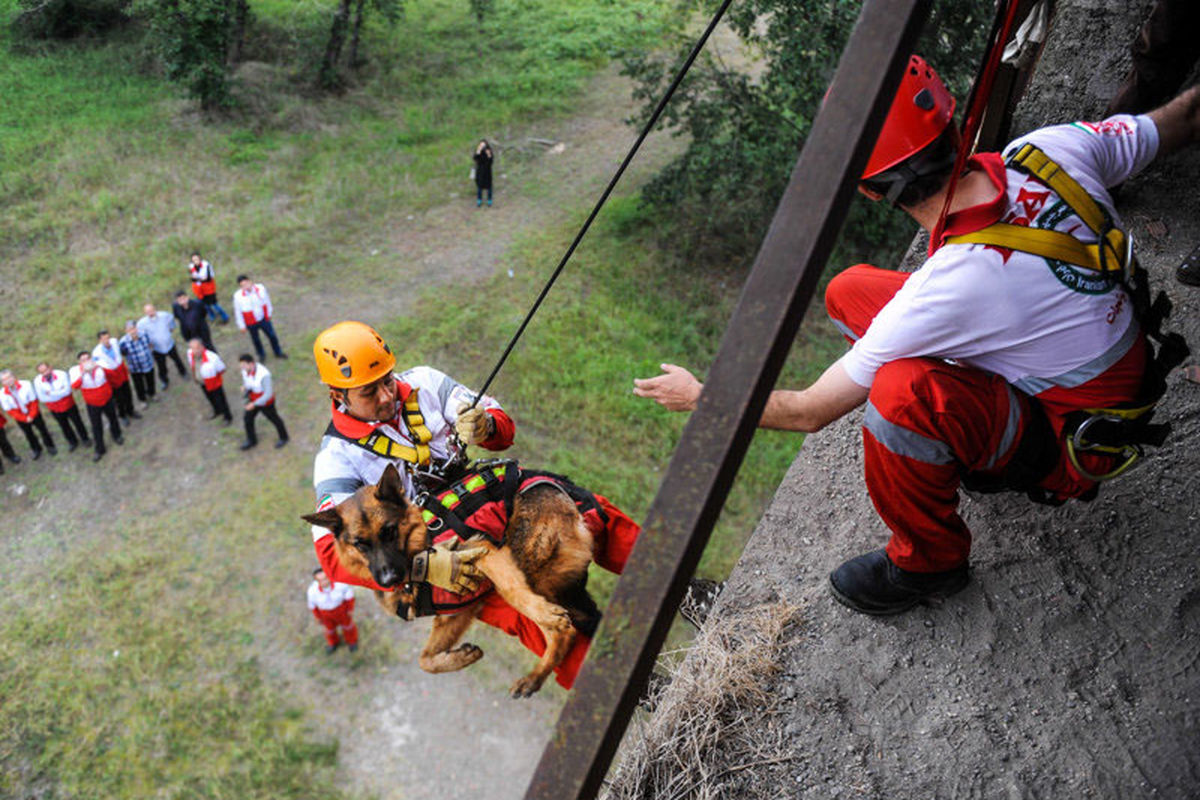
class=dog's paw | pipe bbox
[509,673,546,699]
[451,643,484,667]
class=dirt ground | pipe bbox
[616,1,1200,798]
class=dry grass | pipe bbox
[603,603,802,800]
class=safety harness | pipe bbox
[947,143,1190,483]
[402,459,609,617]
[325,386,434,466]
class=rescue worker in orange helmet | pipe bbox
[635,56,1200,615]
[308,321,642,688]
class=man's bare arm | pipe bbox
[1148,85,1200,158]
[632,360,869,433]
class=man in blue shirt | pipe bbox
[119,320,158,405]
[137,303,188,391]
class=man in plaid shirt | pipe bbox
[119,320,157,405]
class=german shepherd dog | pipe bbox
[302,463,601,697]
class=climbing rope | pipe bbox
[930,0,1022,249]
[468,0,736,407]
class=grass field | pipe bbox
[0,1,859,796]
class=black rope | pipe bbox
[470,0,736,406]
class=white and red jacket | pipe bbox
[91,340,129,387]
[69,364,113,407]
[34,370,77,414]
[0,380,40,423]
[310,366,514,591]
[189,259,217,298]
[239,362,275,406]
[187,348,226,391]
[232,283,273,330]
[837,115,1159,420]
[307,580,355,613]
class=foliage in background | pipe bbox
[136,0,247,109]
[624,0,993,267]
[11,0,130,39]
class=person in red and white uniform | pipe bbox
[0,412,22,474]
[307,568,359,654]
[0,369,56,460]
[188,252,231,324]
[186,338,232,424]
[93,329,141,421]
[232,275,287,361]
[308,321,643,689]
[34,362,91,452]
[237,354,289,451]
[635,58,1200,615]
[69,351,123,461]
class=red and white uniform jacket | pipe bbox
[188,259,217,298]
[310,366,514,591]
[91,341,129,387]
[187,348,226,391]
[232,283,273,330]
[307,580,356,623]
[0,380,40,422]
[34,370,77,414]
[240,362,275,406]
[69,365,113,407]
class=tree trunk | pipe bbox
[228,0,250,65]
[319,0,353,87]
[348,0,368,68]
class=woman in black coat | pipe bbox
[473,139,494,207]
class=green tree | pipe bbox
[137,0,242,110]
[320,0,402,88]
[624,0,992,266]
[11,0,130,39]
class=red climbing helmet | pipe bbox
[862,55,956,180]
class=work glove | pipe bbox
[410,537,488,594]
[454,402,493,445]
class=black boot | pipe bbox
[239,439,258,451]
[829,549,969,616]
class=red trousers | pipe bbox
[824,264,1143,573]
[312,602,358,647]
[478,494,640,689]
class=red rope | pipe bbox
[928,0,1023,252]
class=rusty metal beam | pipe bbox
[522,1,932,797]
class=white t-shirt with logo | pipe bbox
[839,114,1159,397]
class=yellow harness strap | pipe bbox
[355,387,433,465]
[945,143,1128,277]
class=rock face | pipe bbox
[631,1,1200,797]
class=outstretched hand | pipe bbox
[632,363,703,412]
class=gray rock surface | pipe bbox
[647,1,1200,796]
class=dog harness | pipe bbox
[946,143,1189,483]
[403,459,609,617]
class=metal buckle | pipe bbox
[1071,413,1124,453]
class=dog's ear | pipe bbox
[375,463,408,507]
[302,507,344,536]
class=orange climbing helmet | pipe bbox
[313,321,396,388]
[862,55,956,181]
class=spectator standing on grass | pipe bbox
[173,291,217,353]
[232,276,287,361]
[307,568,358,654]
[138,303,188,391]
[93,330,141,420]
[0,414,21,473]
[119,321,157,405]
[238,354,289,450]
[69,352,123,462]
[187,338,232,424]
[0,369,56,459]
[473,139,494,207]
[188,252,231,325]
[34,362,91,452]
